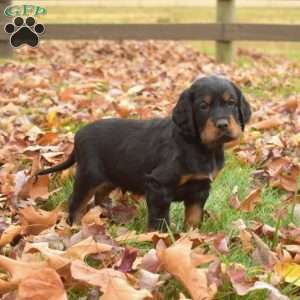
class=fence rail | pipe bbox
[1,23,300,42]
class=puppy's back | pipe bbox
[74,118,172,192]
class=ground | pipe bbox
[0,5,299,300]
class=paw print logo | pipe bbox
[4,16,45,48]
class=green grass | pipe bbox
[44,177,73,210]
[40,6,300,24]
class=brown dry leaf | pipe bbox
[17,153,49,200]
[213,234,229,254]
[227,264,289,300]
[36,132,59,146]
[0,255,46,293]
[81,206,104,226]
[24,242,70,271]
[112,100,133,118]
[0,225,22,247]
[275,96,299,113]
[100,277,152,300]
[20,206,60,235]
[229,194,241,210]
[117,247,138,273]
[59,87,76,102]
[275,166,300,192]
[239,230,254,252]
[71,260,126,291]
[18,175,49,201]
[115,231,169,243]
[226,264,253,295]
[251,117,282,130]
[16,268,67,300]
[64,236,112,260]
[156,238,216,300]
[252,233,278,270]
[266,157,290,177]
[239,188,261,212]
[284,245,300,254]
[25,236,112,269]
[138,269,160,292]
[140,249,161,273]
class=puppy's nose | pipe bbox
[216,119,229,130]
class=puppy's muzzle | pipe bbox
[216,118,229,130]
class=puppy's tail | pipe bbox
[35,150,75,176]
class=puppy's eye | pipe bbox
[199,102,209,110]
[227,100,236,106]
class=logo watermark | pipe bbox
[3,4,47,48]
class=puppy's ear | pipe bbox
[232,83,251,131]
[172,88,196,137]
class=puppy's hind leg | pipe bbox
[94,182,115,206]
[67,166,105,225]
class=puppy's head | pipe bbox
[172,75,251,146]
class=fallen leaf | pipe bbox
[226,264,253,295]
[156,238,216,300]
[81,206,104,226]
[239,188,261,212]
[100,277,152,300]
[0,225,22,247]
[252,233,278,270]
[20,206,60,235]
[59,87,76,102]
[251,117,282,130]
[71,260,126,291]
[36,132,59,146]
[138,269,160,292]
[16,268,67,300]
[275,262,300,286]
[266,157,290,177]
[117,247,138,273]
[239,229,254,252]
[0,255,46,293]
[140,249,161,273]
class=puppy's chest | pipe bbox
[178,154,223,186]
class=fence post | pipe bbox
[0,0,12,58]
[216,0,235,64]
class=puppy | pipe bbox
[36,75,251,231]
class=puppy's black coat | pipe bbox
[36,76,251,230]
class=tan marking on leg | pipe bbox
[94,182,115,205]
[200,118,219,144]
[184,203,203,229]
[228,115,242,139]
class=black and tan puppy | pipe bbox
[36,75,251,231]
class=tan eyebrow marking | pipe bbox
[203,95,212,104]
[223,91,234,102]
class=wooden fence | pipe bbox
[1,0,300,63]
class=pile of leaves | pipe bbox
[0,41,299,299]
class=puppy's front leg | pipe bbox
[146,178,173,232]
[184,189,209,229]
